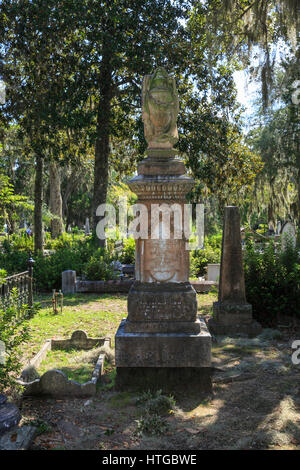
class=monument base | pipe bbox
[115,318,212,393]
[124,319,201,334]
[208,302,262,337]
[115,367,212,394]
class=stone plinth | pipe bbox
[115,319,211,392]
[115,68,212,393]
[208,206,261,337]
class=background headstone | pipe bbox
[281,221,296,250]
[85,217,90,236]
[208,206,261,337]
[206,264,220,282]
[62,270,76,294]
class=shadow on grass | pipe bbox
[151,351,300,450]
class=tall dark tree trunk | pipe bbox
[49,159,63,238]
[34,155,44,254]
[92,57,112,247]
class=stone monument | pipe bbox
[281,221,296,250]
[115,67,212,392]
[62,270,76,294]
[0,394,21,436]
[208,206,261,337]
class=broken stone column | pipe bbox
[208,206,261,337]
[115,67,212,392]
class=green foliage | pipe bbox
[82,250,117,282]
[190,236,221,278]
[247,95,300,226]
[190,0,298,108]
[0,234,119,290]
[0,290,30,391]
[117,238,135,265]
[26,419,52,436]
[244,236,300,326]
[207,233,222,251]
[135,413,169,437]
[137,389,176,416]
[43,232,83,250]
[0,269,7,284]
[135,389,175,436]
[3,231,34,252]
[0,248,29,278]
[0,172,29,232]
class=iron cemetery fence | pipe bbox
[0,257,34,313]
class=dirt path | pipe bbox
[20,326,300,450]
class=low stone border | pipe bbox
[76,279,134,293]
[17,330,111,397]
[191,280,217,293]
[75,278,216,294]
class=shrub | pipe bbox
[135,413,169,436]
[136,389,175,415]
[135,389,175,436]
[244,236,300,326]
[0,235,117,290]
[33,248,85,290]
[82,250,117,281]
[0,289,31,391]
[0,239,30,274]
[118,237,135,264]
[190,244,221,278]
[3,231,34,252]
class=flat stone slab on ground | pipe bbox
[0,425,37,450]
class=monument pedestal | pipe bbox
[209,302,262,337]
[116,318,212,392]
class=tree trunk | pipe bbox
[34,155,44,254]
[49,159,64,238]
[92,58,112,247]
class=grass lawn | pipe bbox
[21,291,217,363]
[37,348,101,384]
[18,289,300,450]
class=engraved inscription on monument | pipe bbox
[145,239,187,282]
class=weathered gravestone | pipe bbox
[85,217,90,236]
[208,206,262,337]
[62,270,76,294]
[281,221,296,250]
[115,67,212,392]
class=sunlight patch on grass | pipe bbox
[21,293,126,361]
